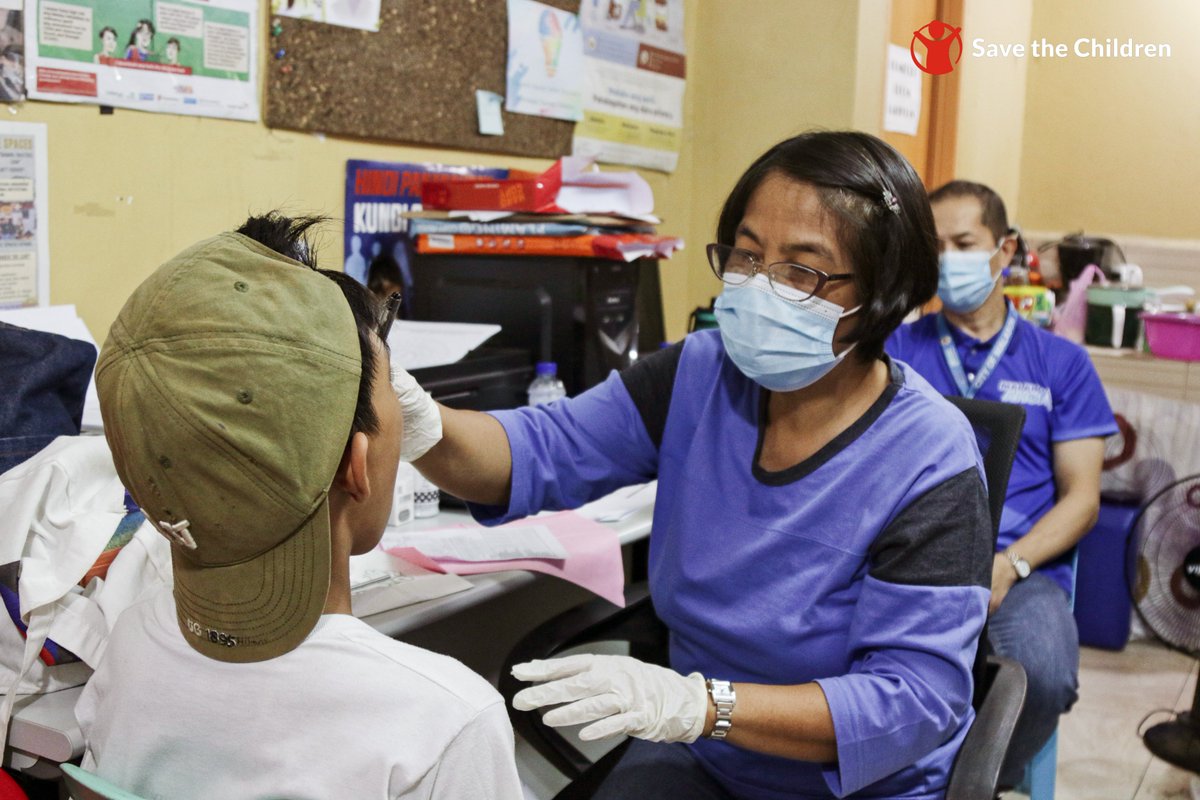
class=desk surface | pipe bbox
[7,489,655,768]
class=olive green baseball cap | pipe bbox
[96,232,361,663]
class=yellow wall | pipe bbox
[953,0,1032,213]
[29,102,545,342]
[682,0,886,316]
[1016,0,1200,239]
[33,0,890,344]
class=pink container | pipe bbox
[1140,312,1200,361]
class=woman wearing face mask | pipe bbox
[394,131,993,799]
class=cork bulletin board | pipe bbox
[265,0,578,159]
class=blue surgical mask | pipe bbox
[713,274,860,392]
[938,242,1004,313]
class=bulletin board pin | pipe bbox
[280,64,293,74]
[274,48,286,60]
[271,20,283,36]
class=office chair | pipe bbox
[59,763,147,800]
[499,396,1027,800]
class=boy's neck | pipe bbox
[323,517,354,615]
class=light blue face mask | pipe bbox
[713,275,860,392]
[937,242,1004,313]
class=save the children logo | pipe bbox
[911,20,964,75]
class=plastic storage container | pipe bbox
[527,361,567,405]
[1073,500,1140,650]
[1140,312,1200,361]
[1085,285,1146,349]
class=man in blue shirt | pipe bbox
[887,180,1117,787]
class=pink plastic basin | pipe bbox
[1140,312,1200,362]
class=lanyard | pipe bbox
[936,306,1018,398]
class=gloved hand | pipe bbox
[511,654,708,743]
[391,368,443,462]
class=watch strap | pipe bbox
[1006,550,1031,579]
[706,678,736,740]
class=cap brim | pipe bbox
[171,499,332,663]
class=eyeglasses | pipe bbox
[706,243,853,304]
[378,292,402,341]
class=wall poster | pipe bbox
[571,0,686,173]
[0,122,49,309]
[25,0,257,121]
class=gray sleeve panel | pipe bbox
[868,467,993,588]
[618,341,683,450]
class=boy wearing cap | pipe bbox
[77,216,523,799]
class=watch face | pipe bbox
[1014,558,1031,579]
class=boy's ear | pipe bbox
[334,431,371,502]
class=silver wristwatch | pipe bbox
[706,679,736,740]
[1006,550,1032,580]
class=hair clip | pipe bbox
[881,187,901,216]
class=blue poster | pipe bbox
[343,160,508,312]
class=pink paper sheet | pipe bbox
[384,511,626,607]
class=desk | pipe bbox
[5,491,655,774]
[1087,345,1200,403]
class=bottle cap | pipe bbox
[535,361,557,376]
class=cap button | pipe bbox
[236,389,253,404]
[234,281,249,293]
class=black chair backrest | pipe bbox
[943,395,1025,712]
[943,395,1025,542]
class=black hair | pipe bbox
[235,213,383,440]
[98,26,116,41]
[716,130,938,362]
[366,251,402,297]
[166,37,180,47]
[127,19,154,49]
[928,180,1010,243]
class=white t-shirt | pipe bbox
[76,589,523,800]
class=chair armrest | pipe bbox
[946,655,1029,800]
[498,581,665,779]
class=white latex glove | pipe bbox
[391,368,443,462]
[511,654,708,743]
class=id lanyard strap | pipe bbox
[936,306,1018,398]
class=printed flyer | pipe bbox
[572,0,686,173]
[0,1,24,102]
[25,0,257,121]
[344,160,508,304]
[0,122,49,309]
[505,0,585,122]
[269,0,381,33]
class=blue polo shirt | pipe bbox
[887,313,1117,595]
[472,330,993,798]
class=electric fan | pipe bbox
[1132,473,1200,773]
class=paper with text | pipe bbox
[382,524,567,562]
[348,548,472,618]
[385,511,626,607]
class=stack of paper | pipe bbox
[409,157,682,263]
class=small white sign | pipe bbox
[883,43,922,136]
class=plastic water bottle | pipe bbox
[527,361,567,406]
[413,471,440,518]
